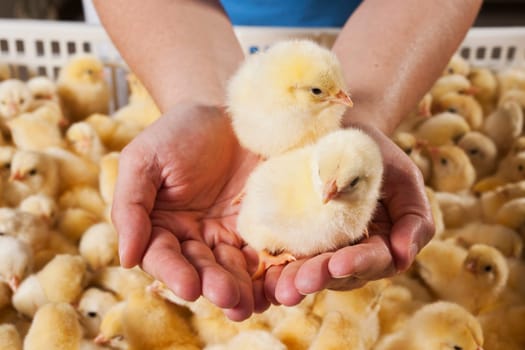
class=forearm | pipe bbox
[93,0,244,112]
[334,0,482,134]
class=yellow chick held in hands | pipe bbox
[227,39,353,158]
[238,128,383,277]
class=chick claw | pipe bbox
[252,250,296,280]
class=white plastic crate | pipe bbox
[0,19,524,108]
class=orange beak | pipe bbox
[8,275,20,292]
[94,334,109,345]
[322,179,339,204]
[327,90,353,107]
[465,260,477,273]
[59,118,70,128]
[9,172,24,182]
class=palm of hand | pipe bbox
[113,104,261,320]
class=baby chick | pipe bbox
[227,39,353,158]
[23,302,83,350]
[430,74,475,101]
[58,185,106,220]
[85,113,142,152]
[27,76,60,105]
[479,304,525,350]
[7,110,66,151]
[57,54,110,122]
[44,146,99,192]
[92,266,153,300]
[414,112,470,146]
[435,191,481,228]
[375,301,484,350]
[13,254,88,317]
[99,152,119,205]
[0,324,22,350]
[497,67,525,96]
[0,208,52,253]
[237,128,383,276]
[474,152,525,194]
[393,132,431,183]
[443,54,471,76]
[0,79,33,120]
[57,207,100,242]
[77,287,119,338]
[434,91,483,130]
[112,73,161,129]
[0,235,33,292]
[66,121,107,163]
[445,222,523,258]
[457,131,498,179]
[79,222,119,270]
[428,145,476,193]
[94,301,127,349]
[480,180,525,222]
[8,149,60,202]
[416,241,509,313]
[495,197,525,235]
[482,100,523,156]
[468,67,498,115]
[18,193,59,225]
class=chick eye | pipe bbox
[86,69,94,75]
[0,232,4,236]
[447,107,458,114]
[87,311,98,318]
[484,265,493,272]
[468,148,479,155]
[350,176,360,187]
[311,87,323,95]
[404,147,413,155]
[453,346,463,350]
[440,158,448,166]
[448,68,455,74]
[28,169,38,176]
[518,165,524,172]
[4,162,10,169]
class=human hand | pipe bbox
[263,123,435,306]
[111,102,268,320]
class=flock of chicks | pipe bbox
[0,37,523,350]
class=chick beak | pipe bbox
[328,90,353,107]
[94,334,109,345]
[7,102,18,115]
[8,275,20,292]
[465,259,477,273]
[9,172,24,182]
[58,118,70,128]
[322,179,339,204]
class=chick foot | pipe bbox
[252,250,296,280]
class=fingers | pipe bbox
[294,253,333,294]
[390,213,435,271]
[213,244,255,321]
[271,260,306,306]
[181,240,240,310]
[112,144,162,267]
[328,235,396,279]
[141,227,201,301]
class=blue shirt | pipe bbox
[220,0,362,27]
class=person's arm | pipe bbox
[92,0,243,112]
[334,0,483,134]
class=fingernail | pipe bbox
[332,272,353,279]
[409,243,419,261]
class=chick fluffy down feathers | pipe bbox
[227,39,350,157]
[237,128,383,257]
[0,324,22,350]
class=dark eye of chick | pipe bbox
[453,346,463,350]
[447,107,458,114]
[404,147,413,155]
[440,158,448,166]
[448,67,454,74]
[484,265,493,272]
[3,162,10,169]
[518,165,524,172]
[311,87,323,95]
[87,311,98,318]
[468,148,479,155]
[350,176,360,187]
[19,98,25,104]
[86,69,94,75]
[28,168,38,176]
